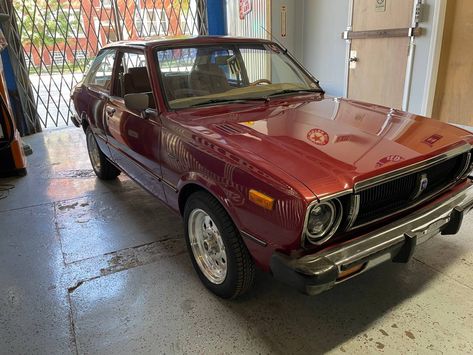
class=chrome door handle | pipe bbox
[106,107,116,116]
[349,56,359,63]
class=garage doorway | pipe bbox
[344,0,420,110]
[6,0,208,129]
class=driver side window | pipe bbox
[113,51,155,108]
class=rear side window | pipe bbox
[84,49,116,91]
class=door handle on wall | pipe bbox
[349,50,358,69]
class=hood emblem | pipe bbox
[307,128,330,146]
[423,134,443,147]
[412,173,429,200]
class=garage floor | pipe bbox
[1,127,473,354]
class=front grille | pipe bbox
[353,152,469,227]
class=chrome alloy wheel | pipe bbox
[87,133,101,172]
[188,209,227,284]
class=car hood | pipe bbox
[176,97,473,198]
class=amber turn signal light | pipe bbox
[337,263,366,281]
[249,189,275,210]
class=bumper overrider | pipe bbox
[271,183,473,295]
[70,113,81,128]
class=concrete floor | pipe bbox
[1,127,473,354]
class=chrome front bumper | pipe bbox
[271,182,473,295]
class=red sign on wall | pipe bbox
[239,0,252,20]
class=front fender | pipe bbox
[175,168,308,271]
[161,121,311,270]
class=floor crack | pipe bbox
[66,289,80,355]
[67,280,85,294]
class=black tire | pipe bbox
[184,191,255,299]
[85,126,121,180]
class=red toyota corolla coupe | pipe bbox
[71,36,473,299]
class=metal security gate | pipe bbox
[3,0,207,130]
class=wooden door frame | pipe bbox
[342,0,446,115]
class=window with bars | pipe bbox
[69,9,85,38]
[24,55,31,70]
[52,51,65,66]
[136,8,169,36]
[74,50,87,61]
[102,0,112,8]
[180,13,192,35]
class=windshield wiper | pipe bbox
[190,97,269,107]
[265,88,325,99]
[188,89,323,107]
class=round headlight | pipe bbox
[305,200,341,244]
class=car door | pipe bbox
[83,49,116,156]
[104,49,166,200]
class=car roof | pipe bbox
[103,35,274,49]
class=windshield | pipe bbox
[156,43,322,109]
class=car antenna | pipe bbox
[260,26,322,87]
[260,26,288,53]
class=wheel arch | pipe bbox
[178,183,206,215]
[177,178,274,272]
[177,179,243,231]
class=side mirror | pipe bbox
[124,93,149,113]
[141,108,158,120]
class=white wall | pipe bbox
[273,0,440,116]
[299,0,349,97]
[408,0,436,115]
[270,0,305,59]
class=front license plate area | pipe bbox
[417,217,450,244]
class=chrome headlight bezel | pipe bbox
[460,151,473,179]
[303,198,343,246]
